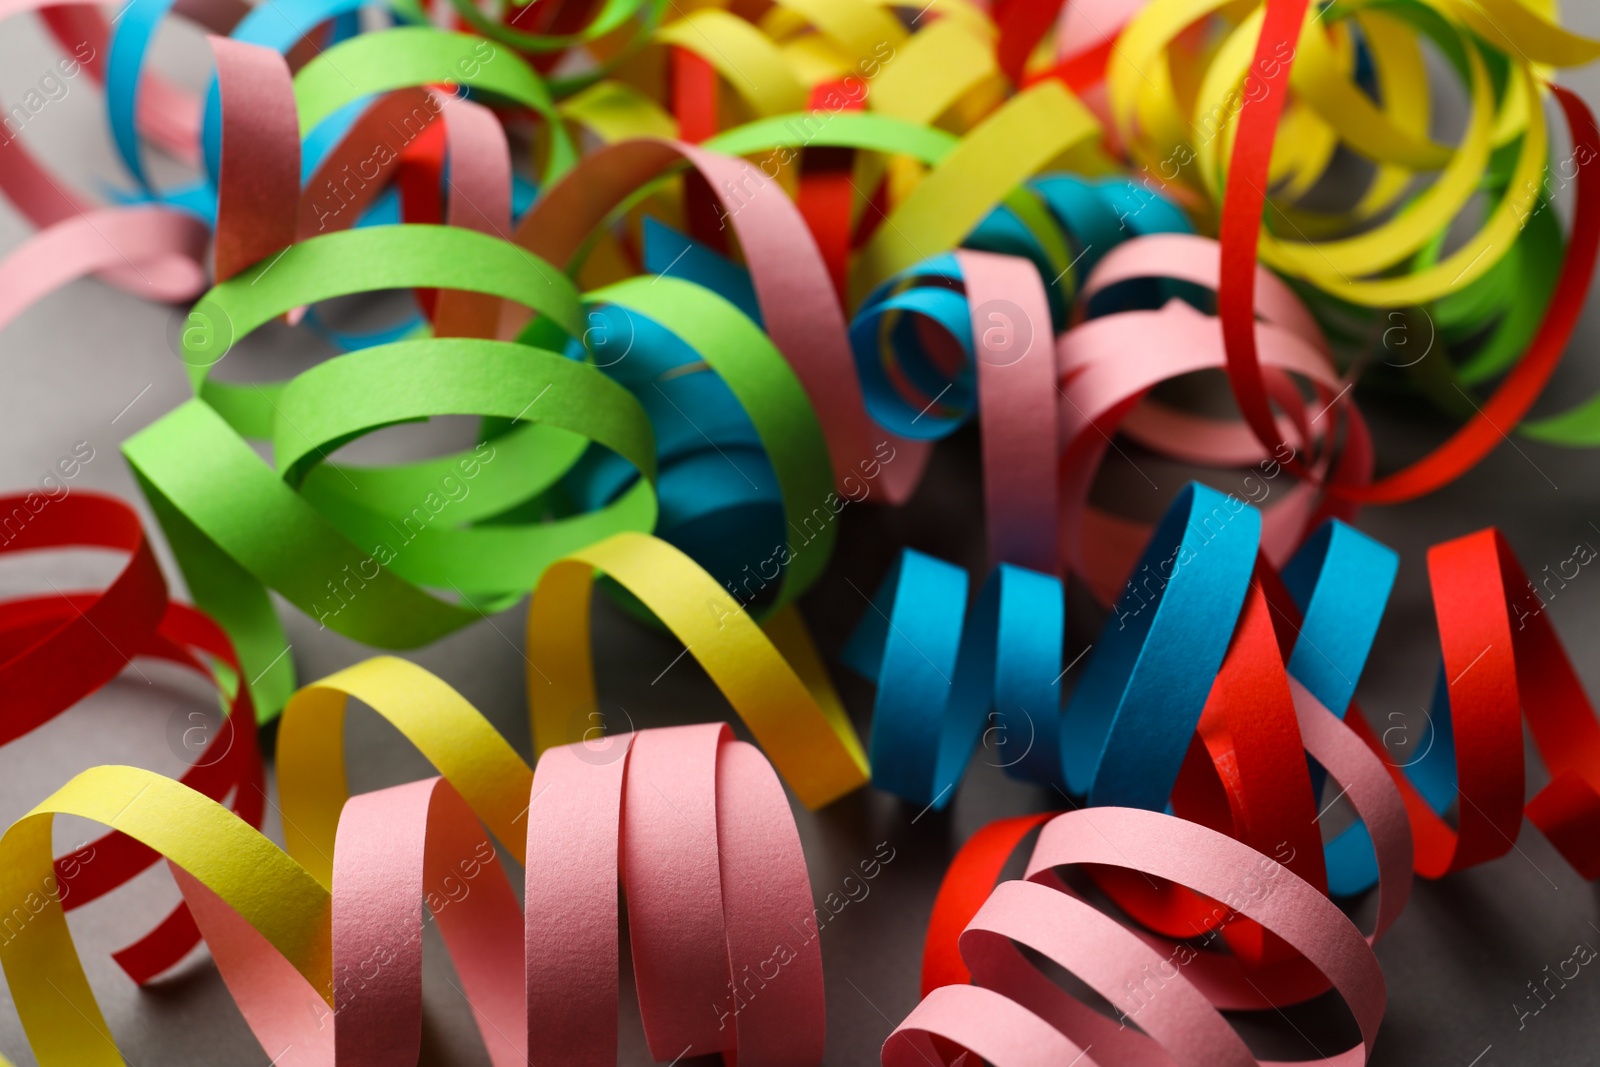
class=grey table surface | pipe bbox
[5,7,1600,1064]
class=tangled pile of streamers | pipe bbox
[2,0,1600,1061]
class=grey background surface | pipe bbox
[5,6,1600,1064]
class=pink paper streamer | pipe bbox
[883,685,1410,1067]
[956,248,1060,573]
[174,724,826,1066]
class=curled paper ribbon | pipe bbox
[1155,506,1600,897]
[0,490,262,984]
[0,206,209,323]
[1381,528,1600,882]
[1186,0,1600,487]
[1057,232,1371,601]
[842,551,1066,797]
[850,481,1600,898]
[0,0,210,299]
[898,525,1420,1057]
[845,178,1190,572]
[0,13,211,328]
[894,800,1404,1066]
[524,532,870,808]
[121,215,874,795]
[861,504,1600,1061]
[842,482,1257,808]
[510,132,930,507]
[841,482,1381,835]
[122,224,643,714]
[223,722,823,1065]
[0,18,558,343]
[615,174,1196,581]
[0,655,824,1066]
[584,170,1198,573]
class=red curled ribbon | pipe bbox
[1372,528,1600,879]
[0,490,262,983]
[1218,1,1600,502]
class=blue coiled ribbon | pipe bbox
[844,481,1404,897]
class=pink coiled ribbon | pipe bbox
[891,679,1411,1066]
[1059,232,1370,603]
[179,723,826,1066]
